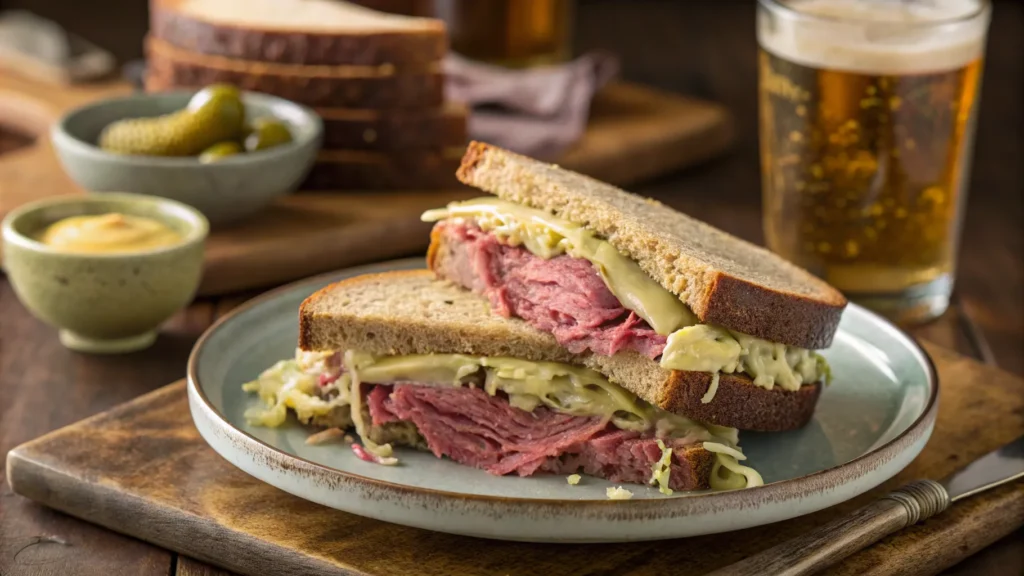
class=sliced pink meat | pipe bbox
[433,221,667,358]
[366,383,706,490]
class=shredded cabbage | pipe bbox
[701,372,721,404]
[344,350,394,459]
[649,439,674,495]
[704,441,764,490]
[242,351,347,427]
[606,486,634,500]
[242,348,764,491]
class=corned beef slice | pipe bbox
[435,221,667,358]
[366,384,706,490]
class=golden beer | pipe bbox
[757,0,990,323]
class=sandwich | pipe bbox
[421,142,848,432]
[243,271,763,494]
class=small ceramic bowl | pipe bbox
[51,90,323,226]
[2,193,208,354]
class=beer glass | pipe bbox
[757,0,991,324]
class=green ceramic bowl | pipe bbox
[51,90,323,226]
[2,193,208,354]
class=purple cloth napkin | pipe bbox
[444,51,620,160]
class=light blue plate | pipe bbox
[187,258,938,542]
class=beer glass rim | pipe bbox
[757,0,991,28]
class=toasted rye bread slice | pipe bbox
[298,269,714,489]
[427,227,821,431]
[456,141,848,349]
[150,0,446,66]
[145,36,443,108]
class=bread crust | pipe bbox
[150,0,446,66]
[145,36,443,109]
[658,372,822,432]
[456,141,848,350]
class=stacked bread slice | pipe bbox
[146,0,467,189]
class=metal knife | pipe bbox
[708,435,1024,576]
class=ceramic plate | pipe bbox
[187,258,938,543]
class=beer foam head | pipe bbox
[758,0,990,74]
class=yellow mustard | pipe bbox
[36,213,182,254]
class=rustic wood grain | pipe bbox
[710,495,918,576]
[0,281,186,576]
[6,342,1023,576]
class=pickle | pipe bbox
[198,141,243,163]
[244,117,293,152]
[98,84,246,157]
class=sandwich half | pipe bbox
[243,270,763,493]
[422,142,848,432]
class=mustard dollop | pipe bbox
[36,213,182,254]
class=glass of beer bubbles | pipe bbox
[757,0,991,324]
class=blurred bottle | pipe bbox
[432,0,574,67]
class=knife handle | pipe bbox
[707,480,951,576]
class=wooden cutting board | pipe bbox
[6,342,1023,576]
[0,72,731,295]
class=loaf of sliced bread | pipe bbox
[145,36,444,108]
[456,142,848,350]
[150,0,446,65]
[426,229,822,432]
[145,71,467,151]
[304,148,465,190]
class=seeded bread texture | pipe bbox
[145,36,443,109]
[299,270,714,488]
[456,141,848,349]
[150,0,446,66]
[428,232,822,431]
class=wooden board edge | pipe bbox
[4,381,353,576]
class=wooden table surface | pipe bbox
[1,1,1021,575]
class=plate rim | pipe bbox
[187,257,939,511]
